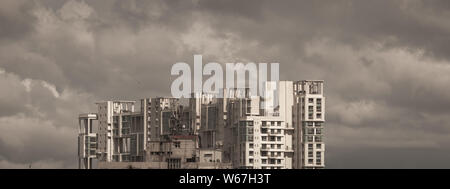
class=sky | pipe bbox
[1,0,450,168]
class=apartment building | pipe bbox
[292,80,325,169]
[98,135,229,169]
[226,81,294,169]
[78,113,98,169]
[95,101,135,162]
[77,80,325,169]
[112,111,144,162]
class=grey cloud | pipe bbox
[198,0,450,61]
[327,147,450,169]
[0,0,36,41]
[0,72,29,116]
[0,114,77,168]
[0,0,450,168]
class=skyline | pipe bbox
[78,80,325,169]
[1,0,450,168]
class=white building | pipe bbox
[78,113,98,169]
[226,80,325,169]
[95,101,135,162]
[112,111,144,162]
[292,80,325,169]
[141,97,181,142]
[77,80,325,169]
[227,81,293,169]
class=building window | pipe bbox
[316,128,322,134]
[249,151,254,156]
[315,136,322,142]
[270,159,276,165]
[261,128,267,134]
[174,142,180,148]
[308,98,314,103]
[316,144,322,149]
[186,157,196,162]
[248,128,254,134]
[270,136,276,142]
[261,151,267,156]
[308,144,313,150]
[167,158,181,169]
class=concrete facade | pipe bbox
[77,80,325,169]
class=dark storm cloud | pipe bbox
[196,0,450,63]
[0,72,29,116]
[0,0,36,41]
[0,0,449,168]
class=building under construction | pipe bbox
[78,80,325,169]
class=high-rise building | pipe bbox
[141,97,181,142]
[78,113,98,169]
[112,111,144,162]
[77,80,325,169]
[292,80,325,169]
[95,101,135,162]
[225,81,294,169]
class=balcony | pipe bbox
[268,154,282,158]
[264,140,281,144]
[285,127,294,130]
[270,112,280,117]
[261,146,270,151]
[267,132,282,136]
[285,146,294,152]
[262,146,283,152]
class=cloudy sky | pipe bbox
[1,0,450,168]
